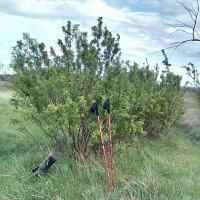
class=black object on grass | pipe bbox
[32,153,57,176]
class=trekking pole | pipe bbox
[103,99,114,192]
[90,102,111,192]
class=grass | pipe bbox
[1,85,200,199]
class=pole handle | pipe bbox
[90,102,99,116]
[103,99,110,113]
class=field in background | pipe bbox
[1,83,200,200]
[0,81,13,101]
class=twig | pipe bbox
[149,0,200,56]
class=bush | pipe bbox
[123,61,184,138]
[183,62,200,100]
[10,18,184,158]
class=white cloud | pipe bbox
[0,0,199,85]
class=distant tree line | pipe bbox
[0,74,14,81]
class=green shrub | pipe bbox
[10,18,184,158]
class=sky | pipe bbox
[0,0,199,85]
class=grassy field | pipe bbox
[1,83,200,200]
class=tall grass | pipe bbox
[1,87,200,199]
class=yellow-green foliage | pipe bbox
[10,18,184,158]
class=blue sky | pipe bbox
[0,0,199,85]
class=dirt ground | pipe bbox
[0,90,14,102]
[180,92,200,127]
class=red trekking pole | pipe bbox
[103,99,114,192]
[90,100,114,193]
[90,102,111,192]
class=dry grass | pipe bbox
[0,81,14,102]
[179,92,200,127]
[0,90,14,101]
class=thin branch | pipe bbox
[166,19,193,29]
[169,40,189,56]
[176,0,196,18]
[195,29,200,38]
[194,0,200,39]
[147,38,200,56]
[148,0,200,57]
[168,38,200,56]
[23,126,38,145]
[170,28,193,36]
